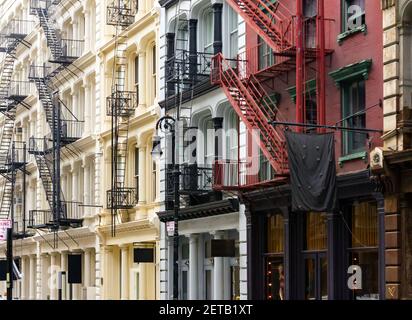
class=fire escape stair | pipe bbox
[212,54,288,184]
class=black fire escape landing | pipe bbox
[26,0,85,232]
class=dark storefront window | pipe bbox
[303,212,328,300]
[348,201,379,300]
[266,214,285,300]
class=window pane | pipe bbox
[267,214,284,254]
[266,257,285,300]
[304,212,327,251]
[205,270,212,299]
[349,251,379,300]
[134,56,139,85]
[352,201,378,248]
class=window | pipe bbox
[228,7,238,59]
[258,36,274,71]
[152,45,156,99]
[134,55,139,98]
[348,201,379,300]
[305,99,317,133]
[259,145,274,182]
[176,22,189,52]
[134,148,139,202]
[152,160,157,201]
[304,0,317,48]
[266,214,285,300]
[342,79,366,155]
[203,9,214,53]
[203,118,214,166]
[342,0,365,32]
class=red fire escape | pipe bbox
[211,0,333,190]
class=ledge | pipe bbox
[337,24,367,44]
[339,151,368,167]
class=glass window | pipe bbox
[205,270,212,299]
[267,214,284,254]
[134,55,139,96]
[342,79,366,155]
[135,147,139,202]
[231,266,240,300]
[258,36,274,71]
[152,45,156,98]
[342,0,366,32]
[348,201,379,300]
[182,270,188,300]
[152,160,157,201]
[204,10,214,53]
[304,212,327,251]
[176,22,189,52]
[228,7,238,59]
[204,118,214,166]
[304,0,317,48]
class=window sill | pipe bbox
[337,25,367,45]
[339,151,368,167]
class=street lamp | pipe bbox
[152,115,180,300]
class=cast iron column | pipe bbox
[189,19,198,83]
[213,3,223,54]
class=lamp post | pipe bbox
[152,115,179,300]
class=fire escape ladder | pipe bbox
[0,175,13,220]
[227,0,294,54]
[106,1,138,235]
[32,5,63,62]
[212,54,288,175]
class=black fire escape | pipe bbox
[161,8,218,213]
[106,0,138,236]
[0,19,33,239]
[27,0,84,233]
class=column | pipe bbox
[213,231,225,300]
[138,145,146,205]
[72,166,79,202]
[41,253,50,300]
[120,245,130,300]
[165,33,175,97]
[50,253,58,300]
[83,10,90,51]
[138,52,146,107]
[213,2,223,54]
[84,249,91,288]
[189,234,198,300]
[21,257,28,300]
[139,261,146,300]
[60,251,69,300]
[29,255,36,300]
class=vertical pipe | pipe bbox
[295,0,304,132]
[317,0,326,133]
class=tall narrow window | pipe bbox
[134,55,139,99]
[203,10,214,53]
[135,147,139,202]
[228,7,238,59]
[342,79,366,155]
[152,160,157,201]
[258,36,274,71]
[152,45,156,100]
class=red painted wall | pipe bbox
[244,0,383,175]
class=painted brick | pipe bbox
[385,266,401,282]
[385,249,401,265]
[385,231,401,249]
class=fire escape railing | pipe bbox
[106,0,137,27]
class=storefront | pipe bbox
[244,170,385,300]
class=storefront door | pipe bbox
[304,252,327,300]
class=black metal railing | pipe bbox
[106,86,138,117]
[28,137,51,154]
[166,164,213,196]
[106,1,137,27]
[166,49,214,85]
[29,65,51,80]
[7,81,33,99]
[1,19,35,38]
[52,39,85,61]
[7,141,28,165]
[28,210,53,228]
[30,0,52,14]
[61,119,84,140]
[107,188,137,209]
[61,201,83,220]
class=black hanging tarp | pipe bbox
[285,131,337,212]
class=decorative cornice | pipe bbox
[329,59,373,87]
[286,79,316,103]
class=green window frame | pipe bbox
[329,59,372,164]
